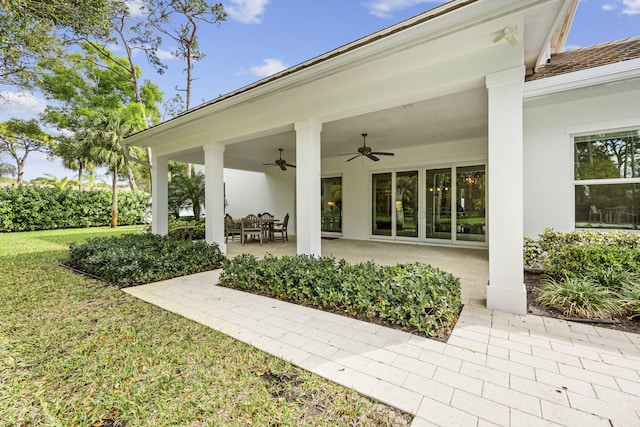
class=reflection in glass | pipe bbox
[456,166,486,242]
[425,168,451,240]
[575,183,640,229]
[396,171,418,237]
[575,130,640,180]
[321,177,342,232]
[372,173,392,236]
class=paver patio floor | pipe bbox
[125,269,640,427]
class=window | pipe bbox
[574,129,640,229]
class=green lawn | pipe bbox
[0,227,410,426]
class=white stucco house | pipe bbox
[125,0,640,314]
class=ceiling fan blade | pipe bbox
[279,163,287,171]
[262,163,275,166]
[367,154,380,161]
[285,163,296,168]
[371,151,394,156]
[346,155,361,162]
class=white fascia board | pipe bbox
[524,58,640,101]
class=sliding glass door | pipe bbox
[425,168,452,240]
[456,166,486,242]
[372,173,392,236]
[372,165,486,244]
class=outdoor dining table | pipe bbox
[260,217,279,242]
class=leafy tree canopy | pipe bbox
[0,118,54,183]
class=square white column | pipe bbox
[295,119,322,256]
[151,154,168,236]
[485,66,527,314]
[204,143,226,254]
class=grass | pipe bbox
[0,227,411,426]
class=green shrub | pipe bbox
[220,254,461,338]
[620,281,640,319]
[167,218,206,240]
[536,275,620,319]
[585,266,640,292]
[66,233,226,287]
[0,185,148,231]
[524,228,640,273]
[544,244,640,278]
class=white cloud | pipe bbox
[0,91,47,116]
[226,0,269,24]
[125,0,146,17]
[622,0,640,14]
[156,49,178,60]
[249,58,288,78]
[365,0,439,18]
[601,0,640,14]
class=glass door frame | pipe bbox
[370,161,488,247]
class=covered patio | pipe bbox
[126,0,579,314]
[226,236,488,306]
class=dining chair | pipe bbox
[272,213,289,242]
[259,212,275,241]
[241,214,263,245]
[224,213,241,242]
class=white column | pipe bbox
[151,154,168,236]
[204,143,226,253]
[485,66,527,314]
[295,119,322,256]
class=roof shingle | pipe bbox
[526,36,640,81]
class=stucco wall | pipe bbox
[523,87,640,238]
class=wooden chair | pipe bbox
[241,214,263,245]
[259,212,275,241]
[224,214,241,242]
[272,213,289,242]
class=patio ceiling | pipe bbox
[222,86,487,172]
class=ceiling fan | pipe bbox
[345,133,394,162]
[263,148,296,171]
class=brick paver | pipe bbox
[125,270,640,426]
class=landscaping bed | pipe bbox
[525,271,640,335]
[524,229,640,335]
[219,254,462,340]
[64,232,226,287]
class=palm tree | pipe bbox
[83,108,144,227]
[32,173,78,190]
[169,171,205,219]
[55,135,96,191]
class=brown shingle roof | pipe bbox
[526,36,640,81]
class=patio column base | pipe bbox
[486,282,527,314]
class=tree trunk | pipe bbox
[16,158,25,184]
[78,165,83,191]
[127,167,137,192]
[111,164,118,228]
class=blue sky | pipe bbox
[1,0,639,181]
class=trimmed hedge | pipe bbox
[220,254,461,338]
[0,185,148,231]
[66,233,226,287]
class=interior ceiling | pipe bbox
[223,87,487,172]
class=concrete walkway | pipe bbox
[125,270,640,426]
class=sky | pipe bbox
[1,0,639,182]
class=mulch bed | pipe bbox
[525,271,640,335]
